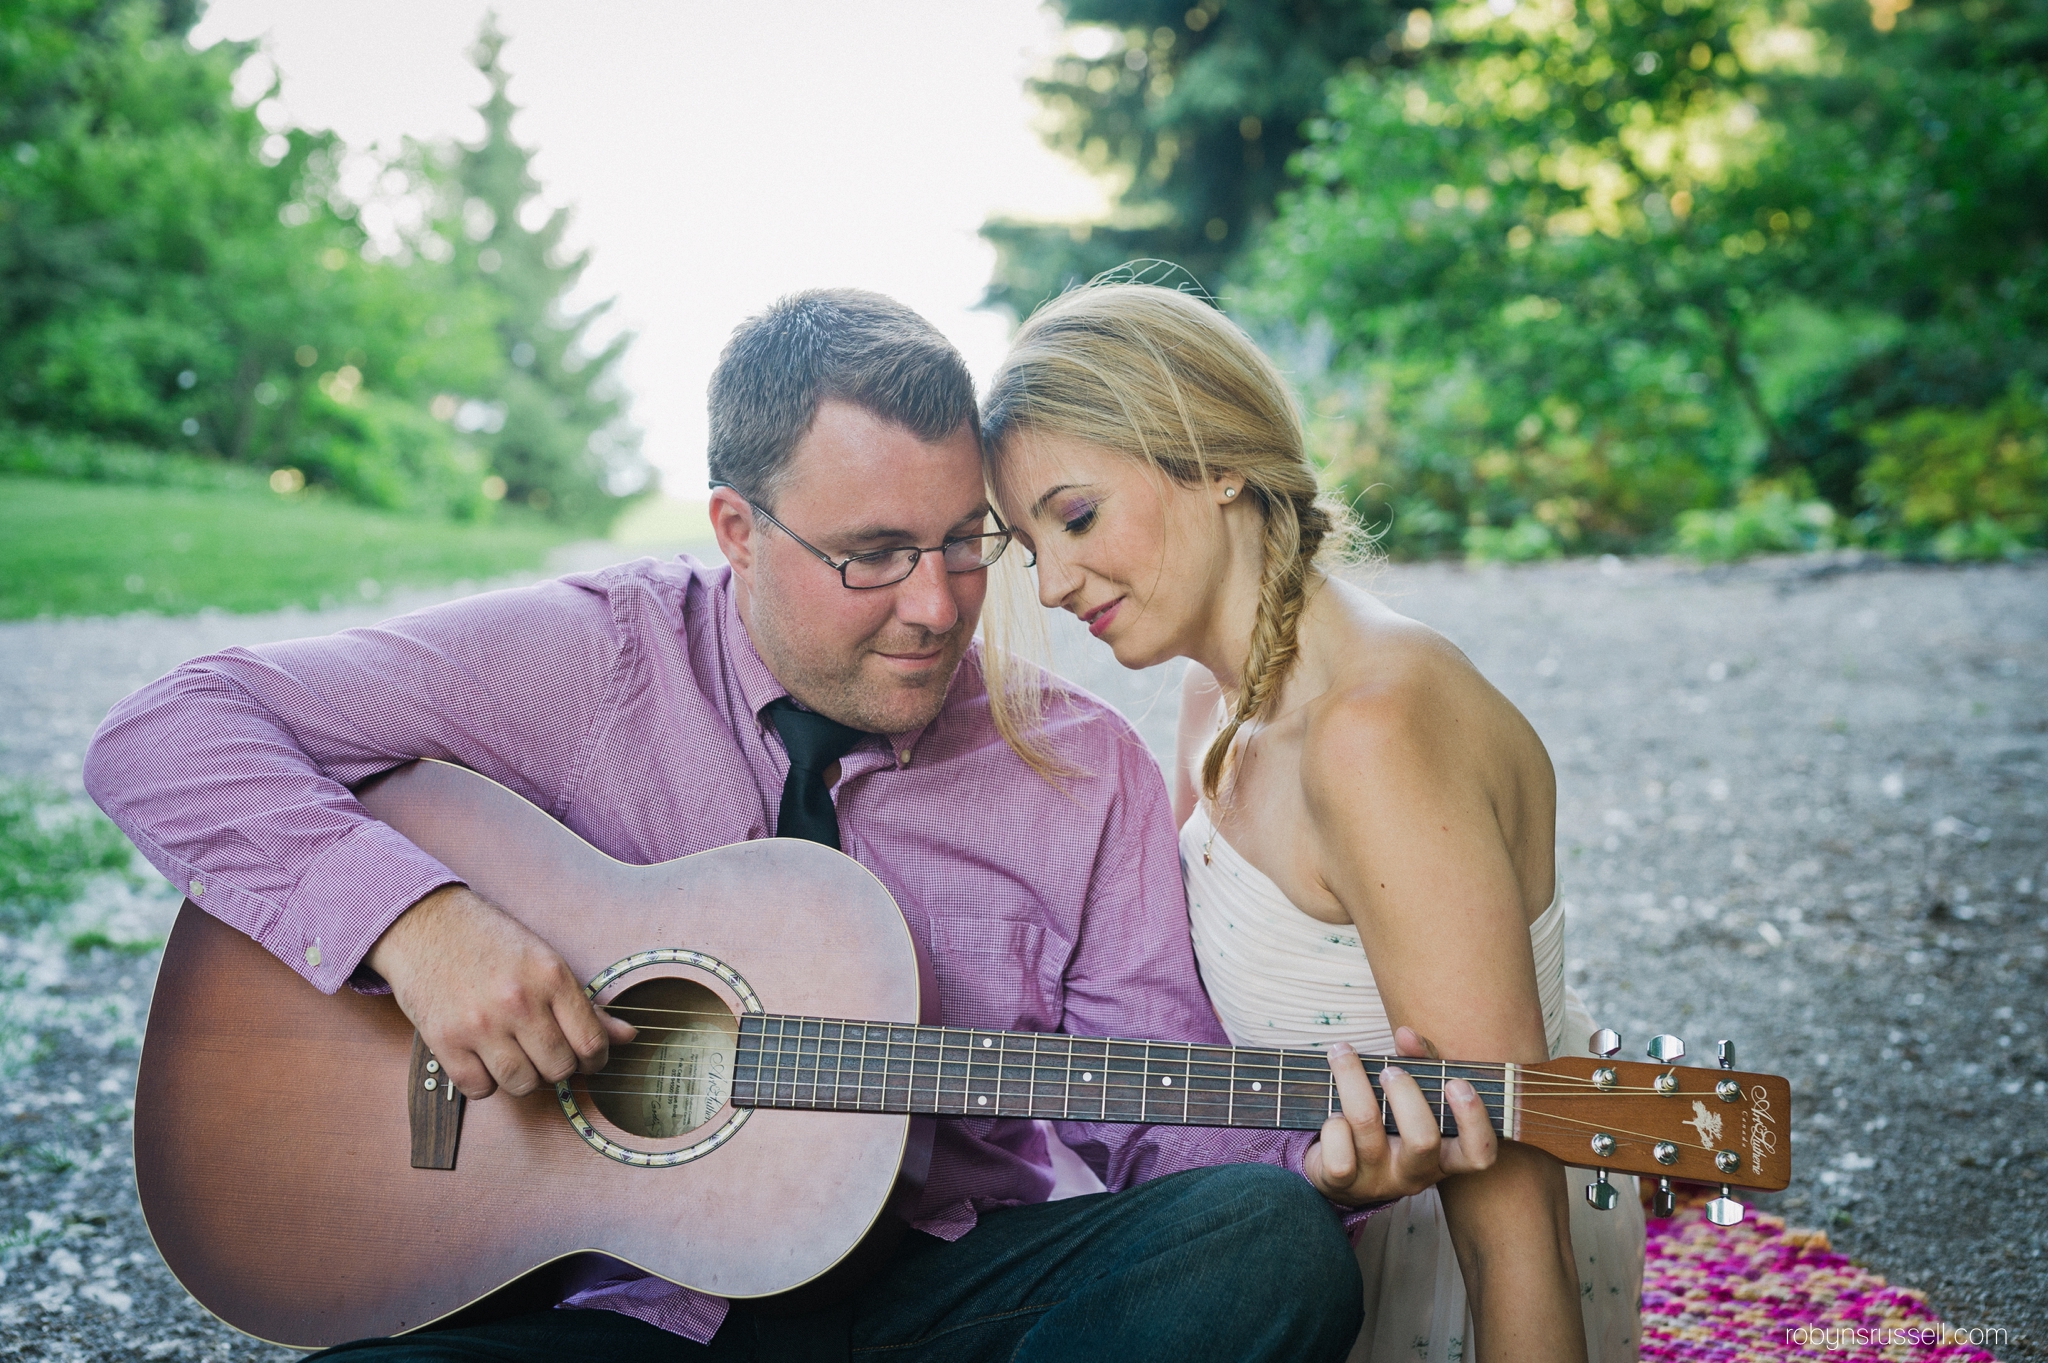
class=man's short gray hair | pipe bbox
[707,288,979,505]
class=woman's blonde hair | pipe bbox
[980,281,1361,799]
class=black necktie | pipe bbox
[765,698,866,851]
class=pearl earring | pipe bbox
[1224,486,1238,499]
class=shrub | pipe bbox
[1465,516,1563,564]
[1676,484,1840,563]
[1860,385,2048,559]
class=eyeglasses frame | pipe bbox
[708,480,1030,589]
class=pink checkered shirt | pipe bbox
[85,556,1322,1342]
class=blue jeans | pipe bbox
[312,1164,1363,1362]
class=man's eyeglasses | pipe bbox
[710,481,1028,590]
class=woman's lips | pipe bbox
[1082,598,1122,638]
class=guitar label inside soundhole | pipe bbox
[593,978,738,1140]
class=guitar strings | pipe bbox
[571,1037,1741,1149]
[589,1043,1677,1098]
[611,1012,1647,1075]
[587,1011,1716,1101]
[574,1022,1750,1153]
[589,1053,1666,1098]
[565,1069,1685,1118]
[599,1041,1622,1084]
[550,1081,1729,1159]
[606,1005,1692,1085]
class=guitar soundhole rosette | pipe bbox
[555,949,762,1169]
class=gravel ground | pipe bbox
[1,551,2042,1359]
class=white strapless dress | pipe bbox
[1182,804,1643,1363]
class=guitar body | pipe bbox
[134,760,933,1348]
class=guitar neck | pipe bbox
[728,1014,1511,1137]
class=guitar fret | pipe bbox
[1069,1038,1107,1121]
[1030,1034,1071,1118]
[956,1027,977,1115]
[1104,1040,1147,1122]
[818,1019,840,1110]
[731,1019,752,1104]
[865,1022,888,1112]
[932,1026,955,1113]
[788,1017,806,1107]
[835,1021,855,1111]
[1141,1040,1192,1124]
[803,1018,823,1109]
[1186,1045,1233,1125]
[966,1030,994,1113]
[887,1024,914,1113]
[996,1032,1032,1116]
[837,1020,857,1110]
[802,1018,825,1108]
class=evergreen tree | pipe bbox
[441,16,645,525]
[978,0,1407,318]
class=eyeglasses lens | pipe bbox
[842,535,1010,589]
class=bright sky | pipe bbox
[189,0,1107,497]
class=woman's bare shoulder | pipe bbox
[1299,588,1527,800]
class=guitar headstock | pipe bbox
[1511,1033,1792,1219]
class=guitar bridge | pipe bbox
[408,1032,466,1170]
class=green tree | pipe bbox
[1754,0,2048,509]
[1,0,640,525]
[980,0,1408,318]
[2,0,316,450]
[1249,0,2048,556]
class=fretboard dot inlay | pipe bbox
[976,1095,988,1106]
[1082,1072,1094,1082]
[1160,1076,1173,1086]
[1251,1081,1263,1091]
[981,1038,993,1048]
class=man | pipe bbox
[87,289,1492,1362]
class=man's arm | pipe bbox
[84,577,636,1095]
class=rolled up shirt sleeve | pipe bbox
[83,578,627,992]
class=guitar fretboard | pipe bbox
[728,1015,1508,1137]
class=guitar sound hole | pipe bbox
[592,978,738,1140]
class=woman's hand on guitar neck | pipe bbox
[364,884,637,1101]
[1303,1027,1498,1206]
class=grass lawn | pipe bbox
[1,476,581,619]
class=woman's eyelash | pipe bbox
[1062,504,1098,534]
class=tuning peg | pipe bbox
[1647,1034,1686,1063]
[1586,1169,1619,1211]
[1717,1039,1737,1070]
[1652,1177,1676,1218]
[1588,1028,1621,1058]
[1706,1187,1746,1226]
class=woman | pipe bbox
[982,282,1643,1363]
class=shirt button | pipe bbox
[189,879,204,898]
[305,940,323,969]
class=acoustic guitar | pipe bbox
[133,759,1791,1348]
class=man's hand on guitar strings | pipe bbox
[1302,1026,1498,1206]
[363,884,636,1101]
